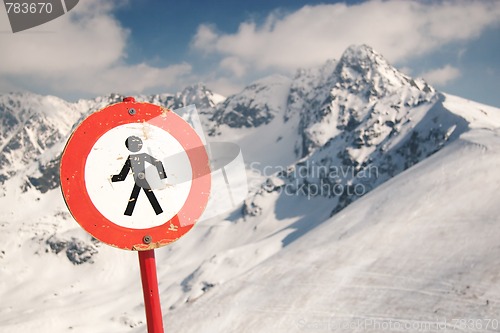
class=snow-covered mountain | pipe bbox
[219,46,469,215]
[0,85,222,196]
[1,45,500,333]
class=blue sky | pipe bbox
[0,0,499,107]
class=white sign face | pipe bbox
[84,123,192,229]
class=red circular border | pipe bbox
[60,102,211,251]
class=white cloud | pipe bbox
[0,1,124,75]
[53,63,193,95]
[420,65,461,86]
[0,0,191,98]
[191,24,219,53]
[202,77,245,97]
[219,57,247,77]
[191,0,500,72]
[398,67,413,76]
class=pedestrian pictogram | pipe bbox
[111,136,167,216]
[60,98,211,251]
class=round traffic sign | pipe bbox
[60,99,211,250]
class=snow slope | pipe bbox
[163,126,500,333]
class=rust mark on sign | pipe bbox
[142,121,150,140]
[132,237,177,251]
[160,106,171,118]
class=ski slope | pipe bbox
[165,124,500,333]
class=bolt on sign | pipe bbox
[60,98,211,250]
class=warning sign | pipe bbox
[60,98,211,251]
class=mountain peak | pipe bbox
[339,44,380,65]
[334,44,434,98]
[176,83,225,111]
[209,75,291,131]
[336,44,398,80]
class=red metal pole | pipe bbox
[138,250,164,333]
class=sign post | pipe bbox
[60,97,211,332]
[139,250,164,333]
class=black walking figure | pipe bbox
[111,136,167,216]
